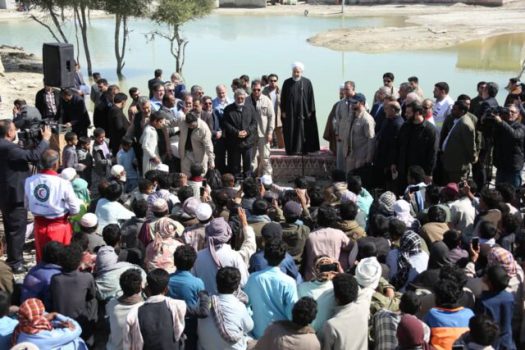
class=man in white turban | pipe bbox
[280,61,320,155]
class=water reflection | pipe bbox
[455,33,525,72]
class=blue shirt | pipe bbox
[358,188,374,216]
[0,316,18,350]
[168,270,205,307]
[249,251,302,284]
[16,314,88,350]
[244,266,298,339]
[117,148,139,181]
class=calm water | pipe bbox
[1,14,524,132]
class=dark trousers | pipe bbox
[228,146,252,179]
[214,139,227,174]
[1,204,27,269]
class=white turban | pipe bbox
[355,257,382,290]
[291,61,304,72]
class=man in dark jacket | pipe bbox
[392,101,437,194]
[473,82,499,189]
[492,104,525,188]
[375,101,404,192]
[35,85,60,121]
[222,89,257,179]
[59,88,90,137]
[107,92,130,155]
[0,120,51,273]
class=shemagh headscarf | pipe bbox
[488,246,517,277]
[72,177,91,204]
[152,217,183,252]
[393,230,422,289]
[13,298,52,344]
[313,256,338,282]
[205,217,232,268]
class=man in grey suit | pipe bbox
[435,100,477,184]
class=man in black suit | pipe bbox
[222,89,258,179]
[59,88,91,137]
[35,85,60,121]
[148,68,164,99]
[0,120,51,273]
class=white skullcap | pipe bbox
[355,257,382,290]
[156,163,169,173]
[196,203,213,222]
[60,167,77,182]
[80,213,98,228]
[111,164,125,177]
[291,61,305,71]
[261,175,273,186]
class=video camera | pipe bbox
[18,120,59,149]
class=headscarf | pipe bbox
[313,256,338,282]
[152,217,183,252]
[205,217,233,267]
[183,197,201,218]
[488,247,517,277]
[355,257,382,290]
[13,298,52,344]
[428,241,452,270]
[378,191,396,214]
[396,314,432,350]
[394,199,416,227]
[393,231,422,289]
[72,177,90,204]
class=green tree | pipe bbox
[71,0,94,76]
[103,0,150,77]
[151,0,214,74]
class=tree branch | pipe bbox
[30,15,62,43]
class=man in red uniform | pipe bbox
[24,149,81,261]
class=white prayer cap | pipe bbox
[261,175,273,186]
[60,167,77,182]
[80,213,98,228]
[355,257,382,290]
[291,61,305,71]
[111,164,125,177]
[156,163,169,173]
[196,203,213,222]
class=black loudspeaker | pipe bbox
[42,43,75,88]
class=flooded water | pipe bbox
[1,14,524,131]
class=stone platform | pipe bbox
[270,147,335,181]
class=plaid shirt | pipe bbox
[373,309,400,350]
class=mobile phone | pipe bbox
[202,179,207,188]
[451,345,464,350]
[472,237,480,250]
[319,263,338,273]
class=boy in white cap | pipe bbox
[79,212,105,253]
[183,203,213,251]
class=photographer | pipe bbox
[12,99,42,130]
[0,120,51,273]
[491,104,525,187]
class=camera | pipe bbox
[18,120,58,149]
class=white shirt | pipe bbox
[433,95,454,131]
[24,172,81,218]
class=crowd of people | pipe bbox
[0,62,524,350]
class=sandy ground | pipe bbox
[306,2,525,52]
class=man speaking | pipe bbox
[0,120,51,273]
[280,61,320,155]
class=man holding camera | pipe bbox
[0,120,51,273]
[490,104,525,188]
